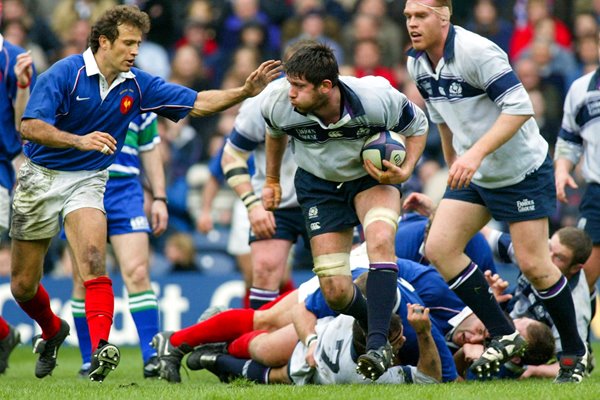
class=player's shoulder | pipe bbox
[260,78,291,111]
[341,75,394,91]
[568,69,597,97]
[453,25,505,58]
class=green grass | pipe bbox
[1,345,600,400]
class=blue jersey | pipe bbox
[304,267,458,382]
[395,213,496,274]
[23,49,197,171]
[0,36,37,189]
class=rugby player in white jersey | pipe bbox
[261,42,428,380]
[404,0,587,383]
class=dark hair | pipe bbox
[89,5,150,53]
[520,320,555,366]
[284,42,339,87]
[352,314,403,358]
[556,227,593,266]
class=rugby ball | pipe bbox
[361,130,407,171]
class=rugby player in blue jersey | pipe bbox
[261,42,429,380]
[9,4,281,382]
[0,23,35,374]
[404,0,587,383]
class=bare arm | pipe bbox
[292,302,319,367]
[407,304,442,382]
[554,157,577,203]
[196,175,220,234]
[21,119,117,154]
[437,122,456,168]
[447,113,531,189]
[13,51,33,128]
[189,60,282,117]
[140,146,168,236]
[262,134,288,210]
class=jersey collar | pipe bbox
[83,48,136,100]
[0,34,4,52]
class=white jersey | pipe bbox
[407,25,547,189]
[288,315,438,385]
[228,79,299,209]
[261,75,428,182]
[554,69,600,184]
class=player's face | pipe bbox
[452,313,489,346]
[404,1,446,51]
[106,23,142,73]
[549,233,577,276]
[513,317,535,342]
[287,75,328,114]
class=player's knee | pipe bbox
[424,237,448,266]
[363,207,398,232]
[123,263,150,290]
[10,279,37,301]
[312,253,350,278]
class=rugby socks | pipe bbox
[227,330,268,359]
[280,278,296,295]
[249,287,279,310]
[0,317,9,340]
[83,276,114,352]
[17,284,62,340]
[448,262,514,337]
[366,263,398,350]
[338,283,368,331]
[535,275,586,356]
[71,298,92,365]
[215,355,270,384]
[129,290,160,363]
[171,308,254,347]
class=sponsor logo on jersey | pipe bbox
[516,198,535,213]
[120,95,134,114]
[310,222,321,231]
[586,100,600,116]
[328,131,343,138]
[295,128,317,140]
[449,81,463,97]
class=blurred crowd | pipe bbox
[0,0,597,277]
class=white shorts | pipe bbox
[288,341,314,385]
[0,186,9,235]
[10,159,108,240]
[227,198,251,255]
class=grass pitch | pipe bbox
[1,344,600,400]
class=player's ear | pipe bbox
[320,79,333,92]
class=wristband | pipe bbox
[153,196,168,204]
[17,80,30,89]
[304,333,318,347]
[241,191,260,211]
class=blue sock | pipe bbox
[366,262,398,350]
[448,262,514,337]
[71,298,91,365]
[129,290,160,363]
[215,355,270,383]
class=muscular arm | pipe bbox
[408,304,442,382]
[140,146,168,235]
[13,51,33,128]
[189,60,282,117]
[437,122,456,167]
[263,134,288,210]
[20,119,117,153]
[197,175,220,233]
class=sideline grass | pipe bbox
[1,344,600,400]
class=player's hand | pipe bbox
[407,303,431,334]
[484,270,512,303]
[14,51,33,87]
[196,212,213,234]
[151,199,169,236]
[248,205,276,239]
[555,171,578,203]
[75,131,117,154]
[363,159,412,184]
[262,175,282,211]
[242,60,283,97]
[447,149,483,190]
[402,192,434,217]
[305,339,318,368]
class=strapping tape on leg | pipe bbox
[312,253,351,277]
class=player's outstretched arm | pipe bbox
[190,60,282,117]
[21,118,117,154]
[407,303,442,382]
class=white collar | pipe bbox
[0,34,4,52]
[82,48,135,79]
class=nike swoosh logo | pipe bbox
[76,96,90,101]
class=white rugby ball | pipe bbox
[361,130,407,171]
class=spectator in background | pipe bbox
[1,18,48,72]
[136,0,176,49]
[285,9,344,64]
[573,12,599,39]
[348,38,397,88]
[51,0,116,43]
[353,0,406,55]
[239,20,278,61]
[572,34,600,79]
[174,19,222,85]
[509,0,572,61]
[342,12,400,68]
[280,0,344,47]
[165,232,199,273]
[465,0,513,54]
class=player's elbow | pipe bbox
[19,118,34,141]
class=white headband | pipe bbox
[406,1,451,21]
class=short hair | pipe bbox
[89,5,150,53]
[284,42,339,88]
[520,320,555,366]
[352,314,403,358]
[434,0,453,15]
[556,227,593,266]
